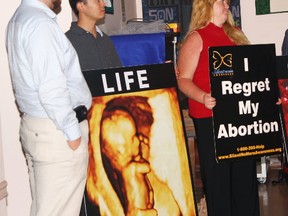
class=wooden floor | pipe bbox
[258,164,288,216]
[190,144,288,216]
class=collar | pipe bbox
[70,22,104,37]
[209,22,224,30]
[22,0,57,19]
[96,26,103,37]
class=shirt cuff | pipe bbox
[64,123,81,141]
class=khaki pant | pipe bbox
[20,114,89,216]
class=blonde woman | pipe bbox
[177,0,259,215]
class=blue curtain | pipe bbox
[111,33,165,67]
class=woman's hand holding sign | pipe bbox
[203,93,216,110]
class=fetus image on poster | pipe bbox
[86,92,196,216]
[100,96,156,215]
[100,95,183,215]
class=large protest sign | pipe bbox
[81,63,197,216]
[209,44,283,162]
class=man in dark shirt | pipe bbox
[66,0,122,71]
[66,1,122,215]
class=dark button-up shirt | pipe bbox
[66,22,122,71]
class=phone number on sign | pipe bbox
[237,144,265,152]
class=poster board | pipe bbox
[141,0,241,38]
[230,0,242,28]
[141,0,191,39]
[256,0,288,15]
[209,44,283,162]
[104,0,113,14]
[81,63,198,216]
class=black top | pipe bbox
[66,22,122,71]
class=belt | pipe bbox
[73,105,88,123]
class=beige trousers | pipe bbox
[19,114,89,216]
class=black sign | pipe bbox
[209,44,283,162]
[81,63,198,215]
[83,63,176,97]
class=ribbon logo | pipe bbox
[212,51,232,70]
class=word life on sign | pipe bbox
[83,63,176,96]
[209,44,283,162]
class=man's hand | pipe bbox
[68,137,81,150]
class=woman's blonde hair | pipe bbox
[187,0,250,45]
